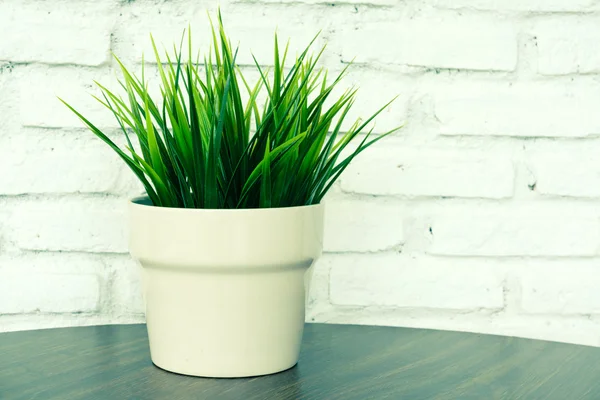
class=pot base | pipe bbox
[142,264,308,378]
[151,359,299,379]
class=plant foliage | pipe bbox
[61,12,400,208]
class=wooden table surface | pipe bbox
[1,323,600,399]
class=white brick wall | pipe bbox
[3,0,600,348]
[535,18,600,75]
[433,0,596,12]
[432,80,600,137]
[340,145,515,198]
[0,1,112,66]
[329,15,518,71]
[4,197,128,253]
[329,254,505,310]
[427,211,599,257]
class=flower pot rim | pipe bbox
[130,196,323,214]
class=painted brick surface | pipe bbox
[0,1,112,66]
[340,145,514,198]
[0,132,140,195]
[20,66,118,129]
[535,18,600,75]
[519,261,600,315]
[526,142,600,198]
[329,253,505,310]
[0,254,101,314]
[427,213,599,257]
[330,15,517,71]
[433,0,595,12]
[2,0,600,347]
[432,80,600,137]
[324,198,405,252]
[4,197,128,253]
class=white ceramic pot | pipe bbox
[128,197,324,378]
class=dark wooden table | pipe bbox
[1,323,599,399]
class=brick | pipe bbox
[306,256,333,312]
[518,261,600,314]
[340,145,514,198]
[0,133,141,196]
[329,254,505,310]
[0,275,99,314]
[0,66,19,129]
[433,80,600,137]
[335,68,409,134]
[428,210,599,257]
[0,1,112,66]
[20,66,119,129]
[433,0,594,12]
[535,19,600,75]
[223,7,327,66]
[111,2,213,65]
[4,198,128,253]
[330,16,517,71]
[104,256,144,315]
[0,254,101,314]
[114,3,326,66]
[241,0,397,4]
[526,143,600,198]
[324,198,404,252]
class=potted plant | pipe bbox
[61,13,399,378]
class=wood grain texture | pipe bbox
[1,323,599,399]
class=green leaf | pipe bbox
[260,136,272,208]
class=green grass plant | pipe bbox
[61,12,400,209]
